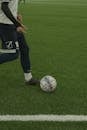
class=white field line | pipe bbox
[0,115,87,122]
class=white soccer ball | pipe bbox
[40,75,57,92]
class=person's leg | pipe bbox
[17,32,39,85]
[0,24,19,64]
[0,51,18,64]
[17,33,31,72]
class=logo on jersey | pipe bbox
[5,41,19,49]
[5,41,13,49]
[15,41,19,49]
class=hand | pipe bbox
[17,24,27,33]
[17,14,22,22]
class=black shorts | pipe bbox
[0,23,19,50]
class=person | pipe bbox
[0,0,39,85]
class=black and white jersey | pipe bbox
[0,0,18,24]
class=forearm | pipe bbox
[1,2,21,27]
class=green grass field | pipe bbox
[0,122,87,130]
[0,0,87,129]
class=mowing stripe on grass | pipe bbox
[0,115,87,122]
